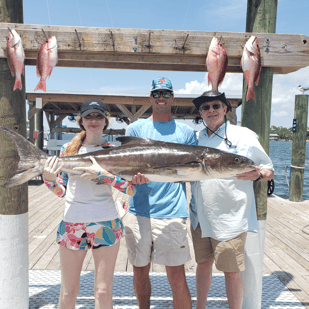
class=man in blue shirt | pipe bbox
[123,77,197,309]
[190,90,274,309]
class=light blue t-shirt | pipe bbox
[125,118,197,218]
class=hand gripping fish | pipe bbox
[0,126,255,188]
[241,36,262,102]
[7,29,25,91]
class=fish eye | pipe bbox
[234,157,240,162]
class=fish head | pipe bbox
[47,36,57,50]
[202,149,255,179]
[209,37,226,55]
[7,29,21,48]
[245,36,260,55]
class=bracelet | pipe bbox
[254,172,264,182]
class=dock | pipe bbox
[28,182,309,308]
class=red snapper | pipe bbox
[206,37,228,91]
[34,36,58,92]
[241,36,262,102]
[7,29,25,91]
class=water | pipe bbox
[269,140,309,201]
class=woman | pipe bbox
[43,99,135,309]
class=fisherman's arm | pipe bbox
[235,135,274,182]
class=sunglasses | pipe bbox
[83,114,105,120]
[200,103,222,111]
[151,91,173,98]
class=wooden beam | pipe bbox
[0,23,308,74]
[115,104,134,122]
[133,105,151,121]
[51,114,67,128]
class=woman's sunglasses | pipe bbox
[84,114,105,120]
[200,103,222,111]
[151,91,173,98]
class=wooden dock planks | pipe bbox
[28,183,309,307]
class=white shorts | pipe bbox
[123,211,191,267]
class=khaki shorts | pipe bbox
[191,224,247,272]
[123,211,191,267]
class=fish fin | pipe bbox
[246,87,256,102]
[0,126,49,187]
[116,136,154,145]
[254,66,262,86]
[34,80,46,92]
[7,57,15,77]
[13,78,22,91]
[3,168,42,188]
[36,63,41,78]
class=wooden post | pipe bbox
[35,109,44,150]
[289,95,308,202]
[0,1,29,308]
[240,1,278,309]
[29,101,35,144]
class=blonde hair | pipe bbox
[64,112,110,156]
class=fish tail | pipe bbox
[0,126,49,188]
[13,78,22,91]
[246,87,256,102]
[34,79,47,92]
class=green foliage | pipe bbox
[270,126,309,140]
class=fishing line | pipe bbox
[46,0,51,25]
[105,0,114,27]
[201,117,234,148]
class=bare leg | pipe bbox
[166,265,192,309]
[133,263,151,309]
[195,259,214,309]
[225,272,243,309]
[92,241,120,309]
[57,246,87,309]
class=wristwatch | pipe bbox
[254,172,264,182]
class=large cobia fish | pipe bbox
[241,36,262,102]
[206,37,228,91]
[0,126,255,188]
[7,29,25,91]
[34,36,58,92]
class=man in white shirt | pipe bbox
[190,90,274,309]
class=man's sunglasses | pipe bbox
[200,103,222,111]
[151,91,173,98]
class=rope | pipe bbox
[285,165,306,187]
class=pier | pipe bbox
[28,182,309,308]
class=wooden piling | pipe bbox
[35,109,44,150]
[289,95,308,202]
[0,1,29,308]
[240,1,278,309]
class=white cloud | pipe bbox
[273,111,288,117]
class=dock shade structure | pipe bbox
[26,91,242,135]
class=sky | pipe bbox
[22,0,309,131]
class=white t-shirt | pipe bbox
[63,145,118,223]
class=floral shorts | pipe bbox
[56,218,124,250]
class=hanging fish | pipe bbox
[241,36,262,102]
[7,29,25,91]
[206,37,228,91]
[34,36,58,92]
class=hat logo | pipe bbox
[89,102,100,106]
[159,78,166,84]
